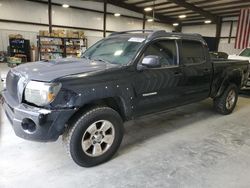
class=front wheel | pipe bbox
[214,84,238,115]
[63,106,124,167]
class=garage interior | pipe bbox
[1,0,250,187]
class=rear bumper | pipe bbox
[2,90,76,142]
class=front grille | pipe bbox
[6,70,20,101]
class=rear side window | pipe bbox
[182,40,205,64]
[143,40,177,67]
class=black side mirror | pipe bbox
[141,55,161,68]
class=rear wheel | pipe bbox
[214,84,238,115]
[63,106,124,167]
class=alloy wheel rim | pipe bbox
[81,120,115,157]
[226,90,236,110]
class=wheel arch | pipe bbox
[66,96,129,127]
[215,69,242,98]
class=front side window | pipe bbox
[142,40,177,67]
[83,36,145,65]
[182,40,205,65]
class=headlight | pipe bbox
[24,81,61,106]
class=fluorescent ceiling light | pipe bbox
[62,4,69,8]
[144,7,153,12]
[114,13,121,17]
[179,15,186,19]
[147,18,154,22]
[204,20,212,24]
[173,23,179,26]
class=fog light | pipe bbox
[21,118,36,133]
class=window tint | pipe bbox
[239,48,250,57]
[143,40,177,67]
[182,40,205,64]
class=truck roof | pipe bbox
[108,30,205,43]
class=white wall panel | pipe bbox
[52,6,103,30]
[51,0,104,12]
[218,38,242,55]
[221,22,230,37]
[221,21,238,37]
[232,21,237,37]
[182,24,217,37]
[106,15,143,31]
[145,22,173,32]
[0,0,48,24]
[107,4,142,18]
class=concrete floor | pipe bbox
[1,63,250,187]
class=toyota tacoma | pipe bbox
[2,30,249,167]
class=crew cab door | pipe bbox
[133,39,184,116]
[179,40,212,101]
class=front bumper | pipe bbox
[2,90,76,142]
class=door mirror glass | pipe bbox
[141,55,161,68]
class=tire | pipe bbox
[214,84,238,115]
[63,106,124,167]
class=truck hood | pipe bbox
[13,58,119,82]
[228,55,250,63]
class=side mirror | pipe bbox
[141,55,161,68]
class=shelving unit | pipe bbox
[37,36,87,61]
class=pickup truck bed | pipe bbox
[211,59,249,95]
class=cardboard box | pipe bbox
[39,30,44,36]
[9,34,23,39]
[66,30,74,38]
[43,31,50,37]
[79,31,85,38]
[72,32,79,38]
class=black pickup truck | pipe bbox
[2,30,249,167]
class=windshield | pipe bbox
[239,48,250,57]
[82,36,145,65]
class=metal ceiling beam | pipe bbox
[170,10,201,17]
[107,0,177,23]
[167,0,218,22]
[196,1,250,10]
[221,13,240,18]
[160,9,192,15]
[154,5,179,11]
[153,2,175,8]
[218,11,241,16]
[208,5,250,13]
[183,17,206,21]
[191,0,223,6]
[130,0,151,6]
[154,1,249,13]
